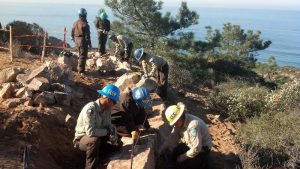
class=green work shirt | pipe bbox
[74,100,112,142]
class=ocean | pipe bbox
[0,3,300,67]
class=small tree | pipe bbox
[205,23,272,68]
[105,0,199,48]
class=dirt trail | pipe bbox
[0,51,241,169]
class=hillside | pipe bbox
[0,50,241,169]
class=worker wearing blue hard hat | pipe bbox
[73,84,121,169]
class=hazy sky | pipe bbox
[0,0,299,10]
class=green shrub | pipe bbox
[265,79,300,112]
[238,110,300,153]
[237,109,300,168]
[206,82,269,121]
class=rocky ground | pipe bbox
[0,50,241,169]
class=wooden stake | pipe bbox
[9,26,13,62]
[41,32,47,62]
[63,27,67,49]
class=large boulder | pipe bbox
[0,67,23,85]
[114,72,141,91]
[26,65,48,83]
[57,50,78,71]
[136,77,158,93]
[0,83,15,99]
[115,61,132,76]
[107,134,157,169]
[53,91,71,106]
[47,62,74,85]
[96,57,115,71]
[108,93,166,169]
[33,91,55,105]
[28,77,50,92]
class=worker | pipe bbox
[108,33,133,62]
[95,11,110,55]
[111,87,152,142]
[71,8,92,76]
[157,103,212,169]
[134,48,169,98]
[73,84,121,169]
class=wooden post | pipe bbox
[63,27,67,49]
[41,32,47,62]
[9,26,13,62]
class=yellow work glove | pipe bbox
[131,131,139,142]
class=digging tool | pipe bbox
[23,146,29,169]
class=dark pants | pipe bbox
[75,135,120,169]
[98,33,108,55]
[118,42,133,62]
[157,63,169,98]
[76,37,88,73]
[171,143,210,169]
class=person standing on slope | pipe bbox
[95,11,110,55]
[71,8,92,76]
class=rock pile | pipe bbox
[0,61,74,108]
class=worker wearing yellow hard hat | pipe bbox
[158,102,212,169]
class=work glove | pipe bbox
[131,130,139,144]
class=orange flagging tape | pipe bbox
[13,34,46,38]
[15,44,64,49]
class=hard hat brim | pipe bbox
[169,104,185,126]
[97,90,119,102]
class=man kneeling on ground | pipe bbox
[73,84,121,169]
[157,102,212,169]
[111,87,153,143]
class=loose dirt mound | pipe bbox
[0,51,241,169]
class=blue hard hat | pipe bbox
[97,84,120,102]
[132,87,152,108]
[134,48,144,61]
[78,8,87,17]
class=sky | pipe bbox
[0,0,299,10]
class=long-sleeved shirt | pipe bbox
[95,18,110,34]
[161,113,212,158]
[74,100,112,142]
[71,18,91,46]
[115,35,132,54]
[111,91,150,133]
[142,53,167,77]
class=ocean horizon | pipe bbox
[0,2,300,68]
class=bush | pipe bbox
[265,79,300,112]
[5,21,45,54]
[237,109,300,168]
[166,58,193,93]
[206,82,269,121]
[237,145,261,169]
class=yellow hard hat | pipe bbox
[165,103,185,125]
